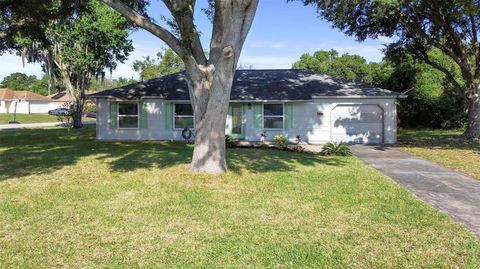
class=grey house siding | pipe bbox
[96,97,397,144]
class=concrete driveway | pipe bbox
[351,145,480,239]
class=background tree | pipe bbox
[133,48,184,81]
[292,50,370,82]
[1,72,34,90]
[0,0,83,53]
[386,51,466,129]
[89,76,139,92]
[298,0,480,137]
[101,0,259,173]
[292,49,391,84]
[0,72,54,95]
[293,48,466,128]
[18,1,133,128]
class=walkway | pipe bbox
[351,145,480,239]
[0,121,95,130]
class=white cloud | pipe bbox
[248,41,286,50]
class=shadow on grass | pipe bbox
[0,126,345,181]
[397,128,480,153]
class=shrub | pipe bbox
[84,105,97,113]
[225,135,236,148]
[321,142,352,156]
[274,134,287,150]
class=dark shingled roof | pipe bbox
[89,69,401,101]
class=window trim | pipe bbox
[263,103,285,130]
[117,102,139,129]
[173,103,195,130]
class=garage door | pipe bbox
[29,102,52,114]
[331,104,383,144]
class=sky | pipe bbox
[0,0,391,81]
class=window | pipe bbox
[174,103,194,129]
[118,103,138,128]
[263,103,284,129]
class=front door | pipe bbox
[229,104,245,139]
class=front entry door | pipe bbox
[229,104,245,139]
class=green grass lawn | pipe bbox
[398,128,480,180]
[1,127,479,268]
[0,113,60,124]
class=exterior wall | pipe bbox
[11,100,30,114]
[0,101,7,113]
[29,101,58,113]
[96,97,398,144]
[0,100,62,114]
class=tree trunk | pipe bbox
[100,0,259,173]
[188,64,235,173]
[71,94,84,129]
[59,68,84,129]
[465,97,480,137]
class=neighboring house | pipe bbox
[49,92,74,108]
[89,69,405,144]
[49,91,96,107]
[0,88,57,114]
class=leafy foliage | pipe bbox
[1,72,36,91]
[0,0,87,53]
[89,77,138,92]
[15,0,133,128]
[292,49,395,87]
[293,48,466,129]
[133,48,184,81]
[296,0,480,136]
[225,135,236,148]
[1,73,53,96]
[274,134,288,150]
[320,142,352,156]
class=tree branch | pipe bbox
[420,49,466,101]
[425,2,473,82]
[162,0,207,65]
[100,0,184,57]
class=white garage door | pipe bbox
[331,104,383,144]
[29,102,52,114]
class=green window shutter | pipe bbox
[109,102,117,129]
[285,103,293,129]
[164,102,173,129]
[253,103,262,130]
[140,102,148,129]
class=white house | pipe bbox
[89,70,405,144]
[0,88,59,114]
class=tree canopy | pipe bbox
[0,72,52,96]
[293,49,371,82]
[297,0,480,136]
[293,48,465,128]
[133,48,184,81]
[16,0,133,127]
[99,0,259,173]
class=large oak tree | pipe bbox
[299,0,480,137]
[2,0,133,128]
[101,0,259,173]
